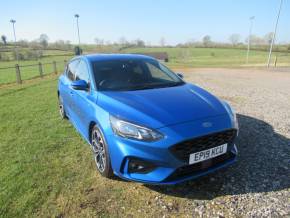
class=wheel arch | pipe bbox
[88,121,97,143]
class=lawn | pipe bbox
[122,47,290,68]
[0,51,72,84]
[0,76,121,217]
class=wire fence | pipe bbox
[0,60,67,85]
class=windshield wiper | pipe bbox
[108,82,185,91]
[126,84,156,91]
[155,82,184,88]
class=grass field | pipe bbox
[0,51,72,84]
[122,47,290,68]
[0,76,99,217]
[0,47,289,85]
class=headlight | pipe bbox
[222,101,238,129]
[110,116,163,142]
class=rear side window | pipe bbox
[67,59,79,81]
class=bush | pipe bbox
[12,50,25,60]
[12,49,43,61]
[0,52,10,61]
[25,50,43,60]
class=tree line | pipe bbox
[0,34,73,61]
[0,34,73,50]
[1,32,289,62]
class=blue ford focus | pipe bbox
[58,54,238,184]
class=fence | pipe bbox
[0,60,67,85]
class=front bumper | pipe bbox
[105,114,238,185]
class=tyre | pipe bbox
[58,95,67,119]
[91,125,114,178]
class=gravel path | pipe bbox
[142,68,290,217]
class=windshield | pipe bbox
[92,59,184,91]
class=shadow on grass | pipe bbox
[145,114,290,199]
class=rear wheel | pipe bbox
[91,125,113,178]
[58,95,67,119]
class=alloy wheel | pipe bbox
[91,128,106,173]
[58,96,65,118]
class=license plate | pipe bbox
[189,144,227,165]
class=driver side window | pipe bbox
[75,60,90,84]
[67,60,79,81]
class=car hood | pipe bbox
[98,83,228,129]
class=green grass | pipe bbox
[0,51,72,84]
[122,47,290,68]
[0,77,120,217]
[0,75,197,218]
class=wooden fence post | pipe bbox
[15,64,22,84]
[53,61,57,74]
[38,62,43,77]
[274,56,278,67]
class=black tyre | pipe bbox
[91,125,114,178]
[58,95,67,119]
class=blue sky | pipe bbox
[0,0,289,45]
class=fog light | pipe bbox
[128,158,156,174]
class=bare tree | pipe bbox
[119,37,128,47]
[160,37,166,47]
[264,32,274,45]
[202,35,211,47]
[94,38,104,46]
[1,35,7,45]
[39,34,49,48]
[52,40,72,50]
[229,34,241,46]
[246,35,264,45]
[187,38,196,45]
[18,39,29,47]
[135,39,145,47]
[105,40,112,45]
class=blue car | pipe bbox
[58,54,238,184]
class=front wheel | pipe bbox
[91,125,114,178]
[58,95,67,119]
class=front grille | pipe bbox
[163,152,235,182]
[169,129,237,162]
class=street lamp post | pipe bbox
[246,16,255,64]
[74,14,81,45]
[267,0,283,68]
[10,19,18,62]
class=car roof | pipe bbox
[79,53,156,62]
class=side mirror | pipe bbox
[176,73,184,79]
[71,80,89,91]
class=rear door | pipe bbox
[61,59,79,119]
